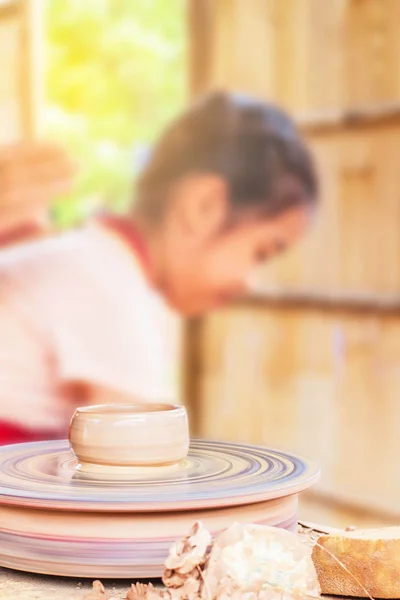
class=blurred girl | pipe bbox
[0,92,318,444]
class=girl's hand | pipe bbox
[0,141,76,232]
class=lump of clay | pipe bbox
[204,523,320,600]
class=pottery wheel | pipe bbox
[0,439,319,578]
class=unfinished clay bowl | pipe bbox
[69,403,189,472]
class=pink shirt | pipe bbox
[0,220,175,444]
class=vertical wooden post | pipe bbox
[181,317,203,436]
[0,0,44,141]
[183,0,215,433]
[186,0,214,98]
[19,0,44,138]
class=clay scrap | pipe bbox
[83,581,108,599]
[83,580,119,600]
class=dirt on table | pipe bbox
[0,567,136,600]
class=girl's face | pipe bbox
[152,176,313,316]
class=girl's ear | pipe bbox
[173,174,229,240]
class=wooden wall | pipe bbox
[185,0,400,521]
[194,306,400,519]
[0,0,43,142]
[188,0,400,112]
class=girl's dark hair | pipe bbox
[135,91,318,222]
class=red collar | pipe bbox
[0,222,43,247]
[97,214,151,274]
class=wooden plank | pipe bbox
[343,0,400,108]
[232,290,400,315]
[298,101,400,135]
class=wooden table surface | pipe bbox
[0,568,135,600]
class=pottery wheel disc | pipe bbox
[0,440,319,578]
[0,439,319,511]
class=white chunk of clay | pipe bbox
[204,523,320,600]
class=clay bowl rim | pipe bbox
[72,403,185,419]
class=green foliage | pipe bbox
[44,0,186,225]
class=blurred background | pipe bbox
[0,0,186,223]
[1,0,400,529]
